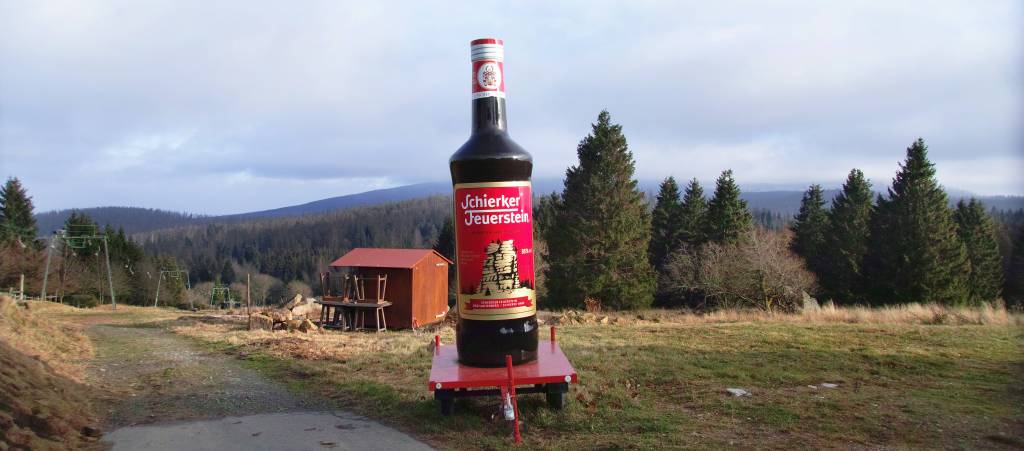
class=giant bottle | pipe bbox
[450,38,538,367]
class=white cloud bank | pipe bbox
[1,0,1021,213]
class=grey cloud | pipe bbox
[1,0,1020,214]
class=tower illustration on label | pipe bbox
[479,240,520,295]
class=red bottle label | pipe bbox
[471,60,505,99]
[453,181,535,320]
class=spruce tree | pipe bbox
[863,139,970,305]
[678,178,708,247]
[433,216,455,261]
[542,111,656,310]
[822,169,873,303]
[703,170,752,243]
[63,212,100,257]
[433,215,456,303]
[649,176,683,271]
[954,199,1004,303]
[1006,226,1024,307]
[219,260,236,284]
[790,184,829,281]
[0,177,39,246]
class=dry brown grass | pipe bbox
[645,303,1024,326]
[172,303,1022,366]
[0,297,93,380]
[0,296,102,450]
[171,320,451,363]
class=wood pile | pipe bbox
[248,295,321,332]
[548,310,628,326]
[249,313,273,331]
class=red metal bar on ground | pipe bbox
[505,354,522,444]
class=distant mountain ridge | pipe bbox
[34,207,211,237]
[221,182,451,220]
[34,181,1024,236]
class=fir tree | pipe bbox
[822,169,873,303]
[1006,225,1024,307]
[703,170,752,243]
[63,212,100,257]
[433,216,455,261]
[0,177,39,246]
[542,111,656,310]
[219,259,236,284]
[954,199,1004,303]
[790,184,829,281]
[679,178,708,247]
[649,176,683,271]
[863,139,970,305]
[433,215,457,303]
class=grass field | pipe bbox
[160,306,1024,450]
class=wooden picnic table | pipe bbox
[317,299,392,332]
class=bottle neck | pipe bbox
[472,97,507,134]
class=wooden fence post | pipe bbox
[246,273,252,330]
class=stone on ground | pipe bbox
[726,388,751,397]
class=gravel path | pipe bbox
[102,411,434,451]
[84,321,431,450]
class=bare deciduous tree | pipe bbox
[663,228,816,312]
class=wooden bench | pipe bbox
[316,299,392,332]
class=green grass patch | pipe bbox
[69,307,1024,449]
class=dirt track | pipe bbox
[86,322,327,427]
[79,317,430,450]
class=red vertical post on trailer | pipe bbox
[505,354,522,443]
[435,335,441,353]
[550,326,556,342]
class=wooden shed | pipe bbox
[328,248,451,329]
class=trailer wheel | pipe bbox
[435,389,455,416]
[439,397,455,416]
[546,391,565,409]
[545,382,569,410]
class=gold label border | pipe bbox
[454,181,531,189]
[453,180,535,321]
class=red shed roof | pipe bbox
[329,248,453,269]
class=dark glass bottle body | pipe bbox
[450,96,538,367]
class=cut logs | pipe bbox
[249,313,273,331]
[249,294,322,332]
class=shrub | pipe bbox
[662,228,816,312]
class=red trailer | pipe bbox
[428,328,577,417]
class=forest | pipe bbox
[2,112,1023,311]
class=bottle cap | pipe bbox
[471,38,504,62]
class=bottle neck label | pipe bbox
[472,60,506,99]
[453,181,535,320]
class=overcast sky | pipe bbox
[1,1,1021,214]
